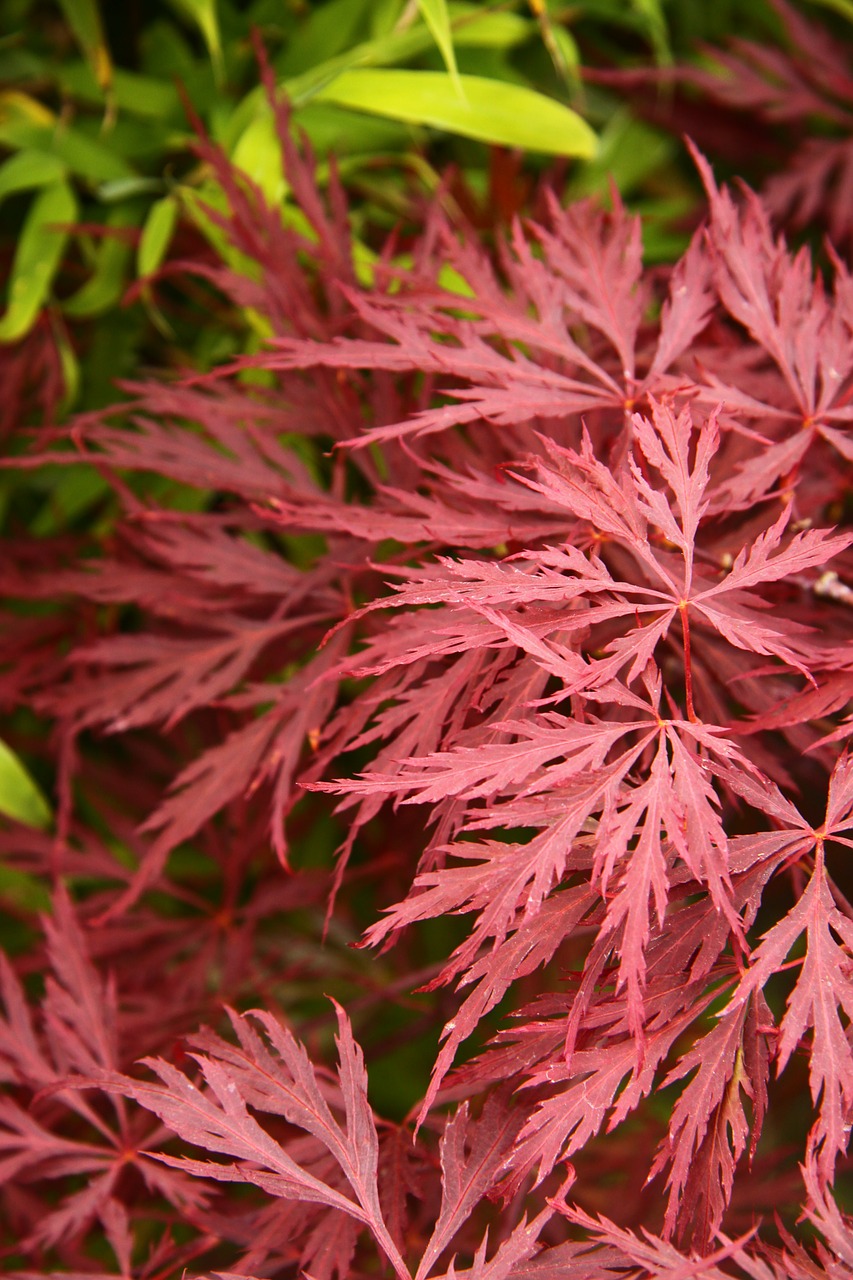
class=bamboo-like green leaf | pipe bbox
[418,0,463,96]
[57,0,114,99]
[806,0,853,21]
[55,322,81,412]
[57,63,179,120]
[30,464,110,534]
[0,740,52,830]
[232,112,287,205]
[277,0,373,76]
[0,92,135,182]
[0,150,67,203]
[314,70,596,155]
[165,0,224,83]
[0,181,77,342]
[48,125,135,182]
[64,205,138,317]
[528,0,581,91]
[629,0,671,63]
[228,7,533,143]
[137,194,179,279]
[0,863,52,912]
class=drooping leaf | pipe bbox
[0,181,76,342]
[315,71,596,156]
[0,739,51,830]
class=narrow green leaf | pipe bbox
[629,0,671,64]
[64,205,137,317]
[528,0,581,92]
[806,0,853,21]
[0,181,77,342]
[0,97,136,182]
[0,88,55,135]
[228,7,532,143]
[418,0,463,96]
[55,323,81,413]
[56,0,114,99]
[137,194,179,279]
[97,177,164,202]
[0,740,52,830]
[232,112,287,205]
[448,6,532,49]
[57,62,179,120]
[49,124,136,182]
[314,70,596,156]
[30,465,110,534]
[277,0,373,76]
[569,110,674,198]
[0,150,67,204]
[0,863,52,912]
[165,0,224,83]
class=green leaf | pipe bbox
[0,89,55,137]
[0,149,67,204]
[276,0,373,76]
[314,69,596,156]
[0,94,136,182]
[55,323,80,412]
[0,862,52,913]
[56,0,114,100]
[418,0,463,96]
[568,110,674,198]
[97,176,165,202]
[48,123,136,182]
[0,740,52,830]
[228,6,532,144]
[528,0,581,92]
[57,62,179,120]
[30,464,110,534]
[232,112,287,205]
[806,0,853,20]
[63,204,138,317]
[137,193,179,279]
[629,0,671,63]
[165,0,224,84]
[448,6,532,49]
[0,181,77,342]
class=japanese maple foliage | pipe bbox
[3,41,853,1280]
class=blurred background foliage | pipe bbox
[0,0,788,406]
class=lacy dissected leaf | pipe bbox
[723,754,853,1184]
[260,193,713,452]
[121,1002,408,1276]
[648,992,771,1244]
[0,890,206,1254]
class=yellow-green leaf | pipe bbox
[64,204,137,317]
[165,0,224,84]
[57,0,114,99]
[138,193,179,279]
[232,112,287,205]
[0,181,77,342]
[629,0,671,64]
[806,0,853,21]
[0,93,135,182]
[314,70,596,156]
[0,740,51,830]
[528,0,581,92]
[418,0,463,97]
[0,150,67,204]
[0,90,55,131]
